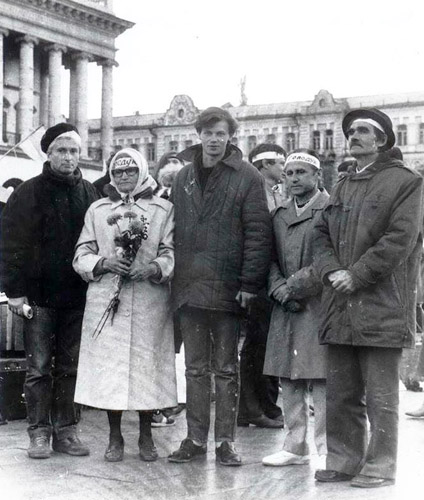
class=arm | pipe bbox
[285,265,322,300]
[149,204,175,284]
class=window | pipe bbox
[325,130,333,150]
[185,140,193,149]
[248,135,257,152]
[419,124,424,144]
[147,143,156,162]
[169,140,178,152]
[266,134,276,144]
[286,133,295,152]
[397,125,407,146]
[231,137,238,146]
[130,143,139,151]
[178,108,185,119]
[312,131,321,150]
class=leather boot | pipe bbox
[138,412,158,461]
[28,427,52,459]
[53,425,90,456]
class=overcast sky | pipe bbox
[82,0,424,118]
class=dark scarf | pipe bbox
[42,162,82,186]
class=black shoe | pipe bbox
[350,474,395,488]
[28,434,51,459]
[104,437,124,462]
[239,415,284,429]
[215,442,242,466]
[168,438,207,463]
[315,469,354,482]
[52,434,90,456]
[138,437,158,462]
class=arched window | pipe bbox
[147,143,156,162]
[325,130,333,150]
[312,130,321,150]
[286,133,295,152]
[397,125,407,146]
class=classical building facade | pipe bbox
[88,90,424,188]
[0,0,132,183]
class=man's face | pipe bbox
[199,120,231,158]
[263,158,286,183]
[285,162,318,198]
[346,121,385,158]
[48,137,80,176]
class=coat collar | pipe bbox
[178,143,244,171]
[347,153,405,181]
[275,189,329,226]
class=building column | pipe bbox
[46,44,66,127]
[99,59,116,161]
[17,35,38,140]
[0,29,9,143]
[73,52,91,158]
[39,53,49,127]
[68,59,77,124]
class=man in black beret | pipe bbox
[313,108,423,488]
[0,123,98,459]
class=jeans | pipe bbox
[178,306,240,444]
[326,345,401,479]
[23,306,83,433]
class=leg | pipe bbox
[358,347,402,480]
[23,306,55,432]
[210,310,240,444]
[311,379,327,456]
[179,306,212,445]
[281,378,309,456]
[51,309,83,432]
[238,334,263,422]
[326,345,367,476]
[138,411,158,461]
[255,343,282,420]
[105,411,124,462]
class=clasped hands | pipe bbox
[103,256,157,281]
[327,269,356,294]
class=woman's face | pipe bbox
[112,166,140,193]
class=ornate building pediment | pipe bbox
[306,89,347,115]
[163,95,198,126]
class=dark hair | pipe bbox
[153,152,181,181]
[248,143,287,167]
[194,107,238,136]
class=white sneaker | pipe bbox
[262,450,310,466]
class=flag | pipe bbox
[19,126,47,163]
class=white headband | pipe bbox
[252,151,286,163]
[113,157,138,169]
[350,118,386,134]
[47,131,82,152]
[285,152,320,170]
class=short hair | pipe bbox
[248,143,287,167]
[194,107,238,136]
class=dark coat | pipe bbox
[313,153,424,348]
[171,144,272,313]
[0,163,99,309]
[264,190,329,379]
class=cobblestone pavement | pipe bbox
[1,387,423,500]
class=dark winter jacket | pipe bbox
[313,153,424,348]
[171,143,272,313]
[0,162,99,309]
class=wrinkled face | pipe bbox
[199,120,231,158]
[48,137,80,176]
[285,162,319,198]
[346,121,386,158]
[263,158,286,183]
[111,163,140,193]
[158,160,183,187]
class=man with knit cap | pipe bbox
[313,109,424,488]
[0,123,98,459]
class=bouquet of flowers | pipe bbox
[92,211,149,339]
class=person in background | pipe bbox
[262,149,328,467]
[153,152,185,200]
[73,148,177,463]
[236,143,286,429]
[337,159,355,180]
[168,107,272,466]
[313,108,423,488]
[0,123,98,459]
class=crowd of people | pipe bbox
[0,105,423,490]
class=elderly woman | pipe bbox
[73,148,177,462]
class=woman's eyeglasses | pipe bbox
[112,167,139,178]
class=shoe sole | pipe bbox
[216,459,242,466]
[168,452,206,463]
[52,447,90,456]
[151,422,176,427]
[315,474,353,482]
[263,459,310,466]
[28,452,51,459]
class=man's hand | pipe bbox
[235,291,257,309]
[103,256,131,276]
[128,262,158,281]
[272,284,290,304]
[328,270,356,294]
[8,296,29,317]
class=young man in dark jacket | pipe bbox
[0,123,98,459]
[313,109,424,488]
[168,107,272,466]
